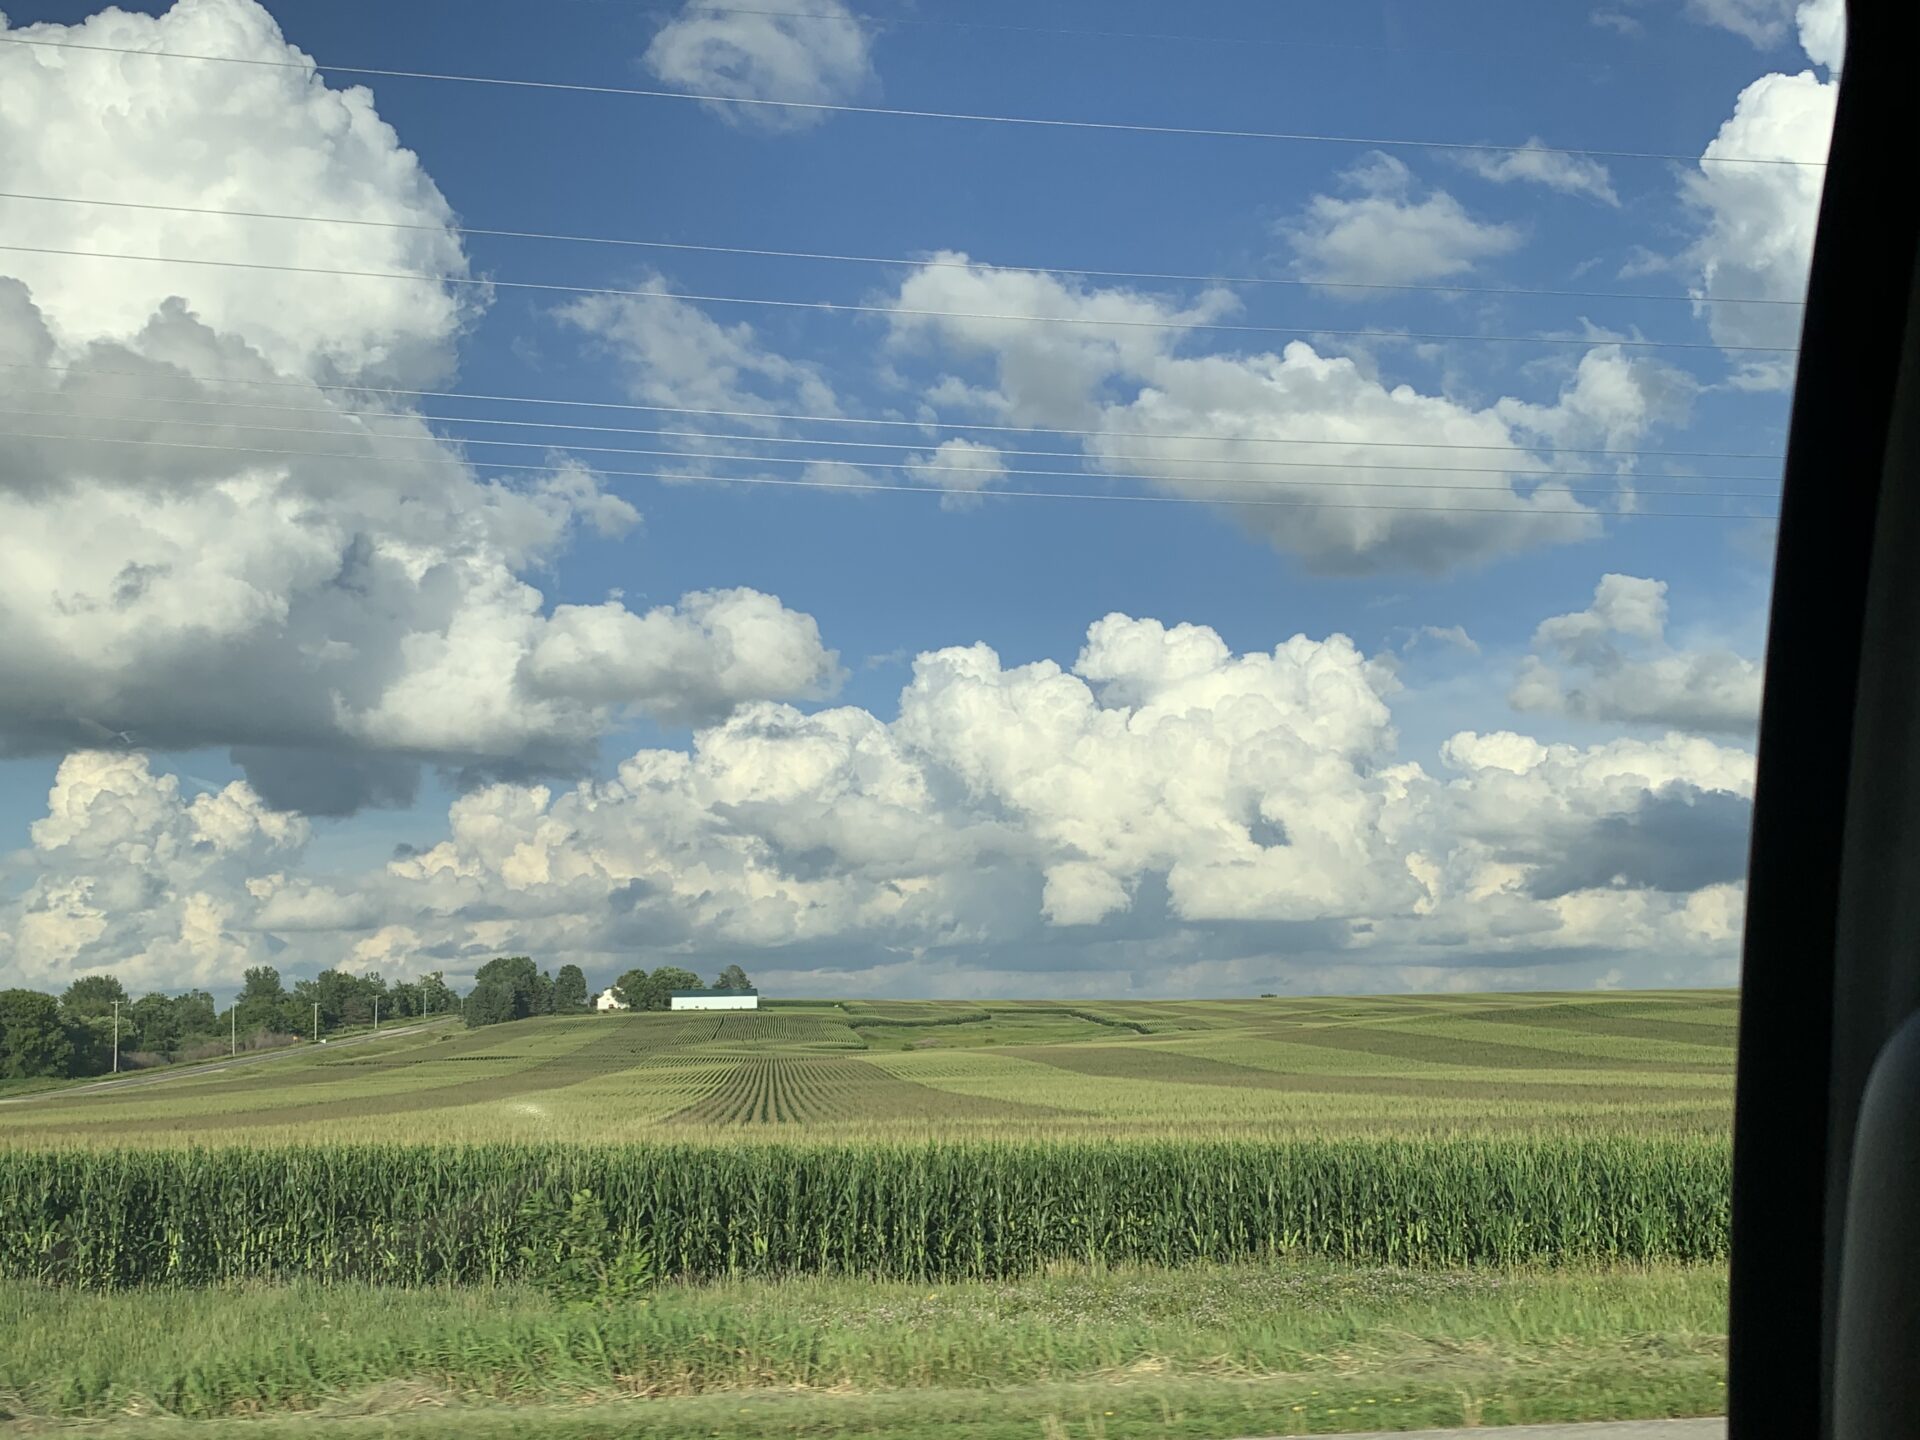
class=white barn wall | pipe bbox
[670,993,759,1011]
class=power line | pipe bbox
[1,360,1791,461]
[0,191,1805,308]
[0,426,1776,518]
[0,406,1781,494]
[0,34,1825,167]
[18,387,1786,476]
[403,0,1645,68]
[0,244,1797,354]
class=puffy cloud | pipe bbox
[4,602,1755,995]
[1682,0,1837,386]
[1686,0,1799,47]
[0,286,837,812]
[1455,140,1619,207]
[1509,575,1764,736]
[642,0,875,131]
[904,437,1007,508]
[1494,346,1697,452]
[0,1,841,815]
[882,253,1646,574]
[0,0,474,386]
[523,589,843,723]
[2,751,304,991]
[558,281,840,424]
[1798,0,1845,70]
[365,615,1754,987]
[1281,153,1524,290]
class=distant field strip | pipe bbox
[1010,1044,1725,1107]
[669,1056,1064,1126]
[1266,1021,1729,1072]
[710,1013,868,1049]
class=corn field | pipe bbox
[0,1137,1729,1289]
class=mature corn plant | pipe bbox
[0,1137,1729,1288]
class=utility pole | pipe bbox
[312,1002,319,1044]
[111,999,120,1075]
[230,1005,236,1058]
[373,997,379,1033]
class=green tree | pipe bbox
[473,957,537,1017]
[129,992,181,1054]
[294,970,390,1031]
[63,1015,116,1076]
[640,966,701,1011]
[173,990,218,1041]
[234,966,293,1039]
[715,964,752,992]
[59,974,128,1021]
[611,968,648,1010]
[416,972,456,1015]
[388,980,423,1018]
[0,990,74,1078]
[529,969,555,1017]
[553,965,588,1013]
[464,981,518,1029]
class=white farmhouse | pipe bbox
[594,988,630,1012]
[669,987,759,1011]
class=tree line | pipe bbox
[0,965,459,1081]
[460,960,752,1028]
[1,957,762,1076]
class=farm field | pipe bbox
[0,990,1736,1146]
[0,991,1737,1438]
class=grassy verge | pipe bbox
[0,1260,1726,1436]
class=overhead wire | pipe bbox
[0,191,1806,308]
[0,360,1791,462]
[0,243,1798,353]
[0,405,1783,495]
[0,426,1777,518]
[343,0,1696,71]
[2,388,1787,478]
[0,35,1826,167]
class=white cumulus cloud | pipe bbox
[3,751,305,990]
[1455,139,1620,207]
[1282,153,1525,290]
[1686,0,1799,47]
[0,0,475,386]
[643,0,875,131]
[1681,0,1838,387]
[3,596,1758,997]
[1509,575,1764,736]
[0,0,843,815]
[881,253,1679,574]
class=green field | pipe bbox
[0,991,1736,1146]
[0,992,1737,1437]
[0,1261,1727,1438]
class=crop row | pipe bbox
[0,1137,1729,1288]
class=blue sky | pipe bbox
[0,0,1834,996]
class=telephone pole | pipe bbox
[111,999,120,1075]
[312,1002,319,1044]
[230,1005,236,1058]
[373,997,379,1033]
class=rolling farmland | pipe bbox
[0,992,1738,1436]
[0,990,1736,1147]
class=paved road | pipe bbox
[0,1019,450,1106]
[1246,1422,1723,1440]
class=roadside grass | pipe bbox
[0,1259,1727,1433]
